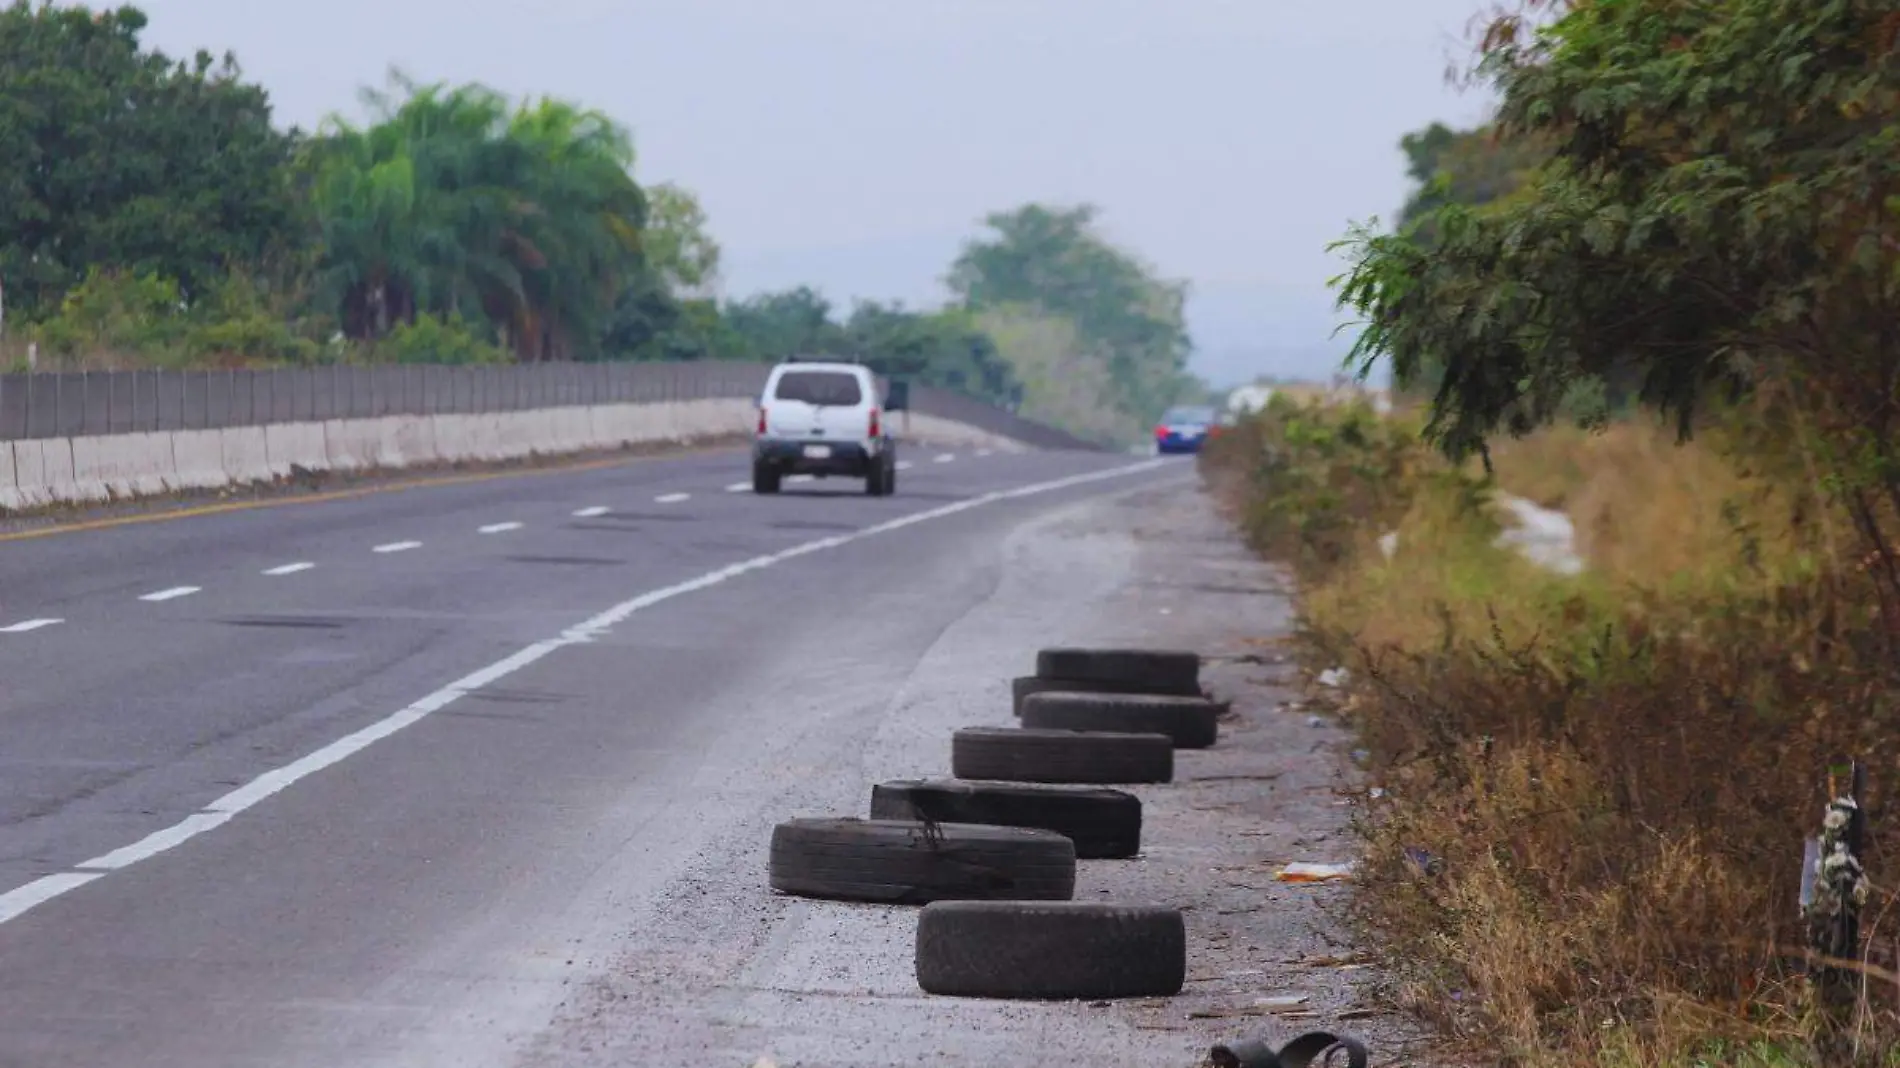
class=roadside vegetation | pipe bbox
[1204,1,1900,1064]
[0,2,1204,444]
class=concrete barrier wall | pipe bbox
[897,413,1024,452]
[0,396,1038,513]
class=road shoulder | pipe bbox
[515,479,1421,1067]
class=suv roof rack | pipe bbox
[784,353,861,365]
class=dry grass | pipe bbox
[1199,400,1900,1067]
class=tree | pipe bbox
[0,2,300,319]
[1395,121,1550,240]
[308,71,653,361]
[721,286,846,361]
[1332,0,1900,626]
[642,183,722,298]
[947,203,1198,424]
[977,304,1133,444]
[841,301,1019,406]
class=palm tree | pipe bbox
[307,71,650,360]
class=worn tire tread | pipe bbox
[769,818,1077,904]
[1035,647,1200,692]
[1020,691,1221,749]
[870,779,1141,859]
[951,727,1173,784]
[915,901,1186,999]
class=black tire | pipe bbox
[951,727,1173,784]
[753,462,781,495]
[870,779,1141,859]
[1020,691,1220,749]
[768,818,1075,904]
[1036,647,1201,692]
[1010,673,1199,715]
[915,901,1186,999]
[864,455,893,497]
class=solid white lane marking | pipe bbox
[572,506,610,518]
[934,454,956,464]
[0,458,1169,925]
[479,522,523,535]
[655,493,691,504]
[373,541,422,554]
[0,618,63,634]
[725,482,750,493]
[0,873,103,924]
[139,586,201,603]
[263,563,315,576]
[895,460,914,471]
[76,812,233,871]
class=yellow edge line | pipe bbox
[0,453,649,544]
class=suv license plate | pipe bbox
[802,445,833,459]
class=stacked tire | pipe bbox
[766,645,1220,1001]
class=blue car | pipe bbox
[1154,405,1220,454]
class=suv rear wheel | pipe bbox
[864,455,895,497]
[753,462,782,495]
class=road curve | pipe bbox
[0,442,1188,1067]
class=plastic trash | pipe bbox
[1275,862,1353,883]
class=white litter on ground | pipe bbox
[1493,493,1585,575]
[1276,862,1354,883]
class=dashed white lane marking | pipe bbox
[895,460,914,471]
[655,493,691,504]
[479,522,523,535]
[0,619,63,634]
[263,563,315,576]
[139,586,201,603]
[373,541,422,554]
[0,458,1170,926]
[976,449,994,457]
[725,481,750,493]
[572,506,610,518]
[934,454,956,464]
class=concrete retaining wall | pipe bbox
[0,397,1036,513]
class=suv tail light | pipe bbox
[756,407,767,435]
[1154,425,1169,440]
[868,407,881,439]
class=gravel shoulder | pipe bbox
[515,478,1421,1068]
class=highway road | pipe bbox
[0,441,1186,1067]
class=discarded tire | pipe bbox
[951,727,1173,784]
[915,901,1186,999]
[1210,1031,1369,1068]
[1036,647,1201,693]
[870,778,1142,859]
[1020,691,1221,749]
[1010,674,1194,715]
[768,818,1076,904]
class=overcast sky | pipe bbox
[137,0,1495,387]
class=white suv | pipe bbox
[752,358,900,496]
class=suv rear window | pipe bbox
[774,371,863,406]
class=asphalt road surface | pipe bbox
[0,442,1188,1068]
